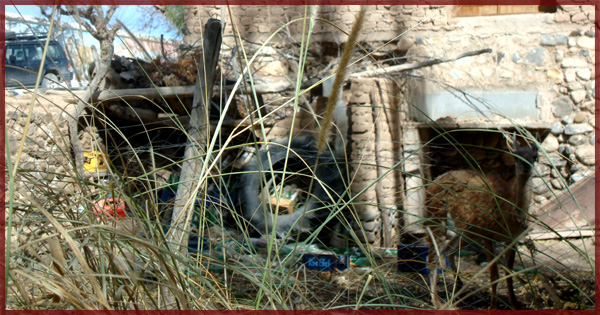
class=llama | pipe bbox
[425,135,538,309]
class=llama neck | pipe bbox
[511,165,533,212]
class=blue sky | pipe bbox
[4,5,180,40]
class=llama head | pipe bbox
[513,133,539,174]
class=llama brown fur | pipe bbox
[425,137,538,309]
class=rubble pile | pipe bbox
[104,51,203,89]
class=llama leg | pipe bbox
[483,240,499,308]
[430,263,440,308]
[427,234,442,308]
[445,236,463,292]
[429,235,461,309]
[440,235,463,308]
[505,245,517,308]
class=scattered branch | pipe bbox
[349,48,493,78]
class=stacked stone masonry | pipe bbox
[346,78,403,246]
[5,93,104,204]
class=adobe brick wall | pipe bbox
[348,78,404,246]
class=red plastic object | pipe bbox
[93,197,126,219]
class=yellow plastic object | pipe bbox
[83,151,108,173]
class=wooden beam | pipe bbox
[90,78,320,102]
[102,105,270,130]
[349,49,493,78]
[226,78,318,94]
[169,18,222,255]
[531,176,595,237]
[94,86,194,101]
[104,103,158,123]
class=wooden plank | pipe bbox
[169,18,222,254]
[498,5,540,15]
[454,5,545,17]
[92,79,319,102]
[453,5,498,17]
[94,86,194,101]
[413,120,552,130]
[528,229,594,240]
[531,176,595,237]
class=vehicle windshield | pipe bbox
[5,42,64,63]
[31,43,65,60]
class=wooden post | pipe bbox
[168,19,222,254]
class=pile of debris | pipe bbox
[101,52,203,90]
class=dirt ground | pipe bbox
[224,237,595,310]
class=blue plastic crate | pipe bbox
[397,244,449,275]
[397,244,430,275]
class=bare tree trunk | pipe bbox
[56,5,121,176]
[168,18,222,255]
[68,46,113,175]
[161,34,167,59]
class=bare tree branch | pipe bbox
[62,6,97,37]
[349,48,493,78]
[153,5,167,14]
[93,5,104,20]
[105,5,118,22]
[38,6,64,39]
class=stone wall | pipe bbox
[185,5,434,45]
[6,93,78,202]
[399,5,595,228]
[5,92,114,203]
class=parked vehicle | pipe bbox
[4,32,73,89]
